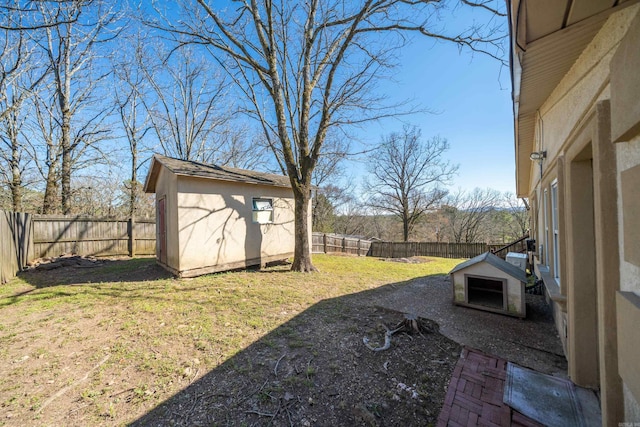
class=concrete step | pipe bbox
[503,362,602,427]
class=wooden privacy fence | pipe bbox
[0,210,34,283]
[312,233,371,256]
[367,241,489,259]
[32,215,156,259]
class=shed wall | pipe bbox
[176,176,296,275]
[155,166,179,271]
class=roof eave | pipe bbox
[143,155,161,193]
[510,0,639,197]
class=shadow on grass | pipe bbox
[0,258,173,307]
[17,258,173,288]
[126,274,462,427]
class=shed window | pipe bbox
[252,198,273,224]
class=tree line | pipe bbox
[312,126,528,244]
[0,0,507,271]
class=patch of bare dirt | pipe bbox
[133,302,461,426]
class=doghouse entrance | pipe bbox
[466,276,506,310]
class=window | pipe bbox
[551,181,560,283]
[252,198,273,224]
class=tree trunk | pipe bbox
[42,174,58,214]
[42,143,59,214]
[10,131,21,212]
[291,188,317,272]
[402,216,409,242]
[130,148,137,218]
[60,113,72,214]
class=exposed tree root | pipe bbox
[363,313,425,352]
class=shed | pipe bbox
[144,155,305,277]
[450,252,527,318]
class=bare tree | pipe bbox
[0,3,52,123]
[210,124,270,170]
[155,0,506,271]
[311,135,350,232]
[0,1,78,32]
[36,0,121,214]
[141,44,237,163]
[365,126,456,241]
[112,33,153,218]
[0,14,49,212]
[443,187,502,243]
[28,92,61,213]
[0,86,30,211]
[503,191,530,238]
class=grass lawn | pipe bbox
[0,254,462,425]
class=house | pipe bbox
[450,251,527,317]
[509,0,640,424]
[143,155,304,277]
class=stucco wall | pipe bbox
[175,176,296,275]
[156,166,179,271]
[525,4,640,422]
[617,135,640,296]
[610,7,640,421]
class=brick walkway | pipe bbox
[437,348,544,427]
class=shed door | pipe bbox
[157,197,167,264]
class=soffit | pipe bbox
[510,0,639,196]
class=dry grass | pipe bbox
[0,254,462,426]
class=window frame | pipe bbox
[252,197,274,224]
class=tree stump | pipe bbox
[362,313,425,352]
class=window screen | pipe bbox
[253,198,273,211]
[252,198,274,224]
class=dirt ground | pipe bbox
[0,256,565,426]
[133,303,461,426]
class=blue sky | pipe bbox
[349,36,516,195]
[133,1,516,195]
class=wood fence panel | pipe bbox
[311,233,371,256]
[0,210,33,283]
[367,241,489,259]
[133,220,156,256]
[32,216,156,258]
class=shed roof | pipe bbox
[144,155,292,193]
[449,251,528,283]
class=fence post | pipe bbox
[342,237,346,254]
[128,217,135,257]
[323,233,327,254]
[357,239,361,256]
